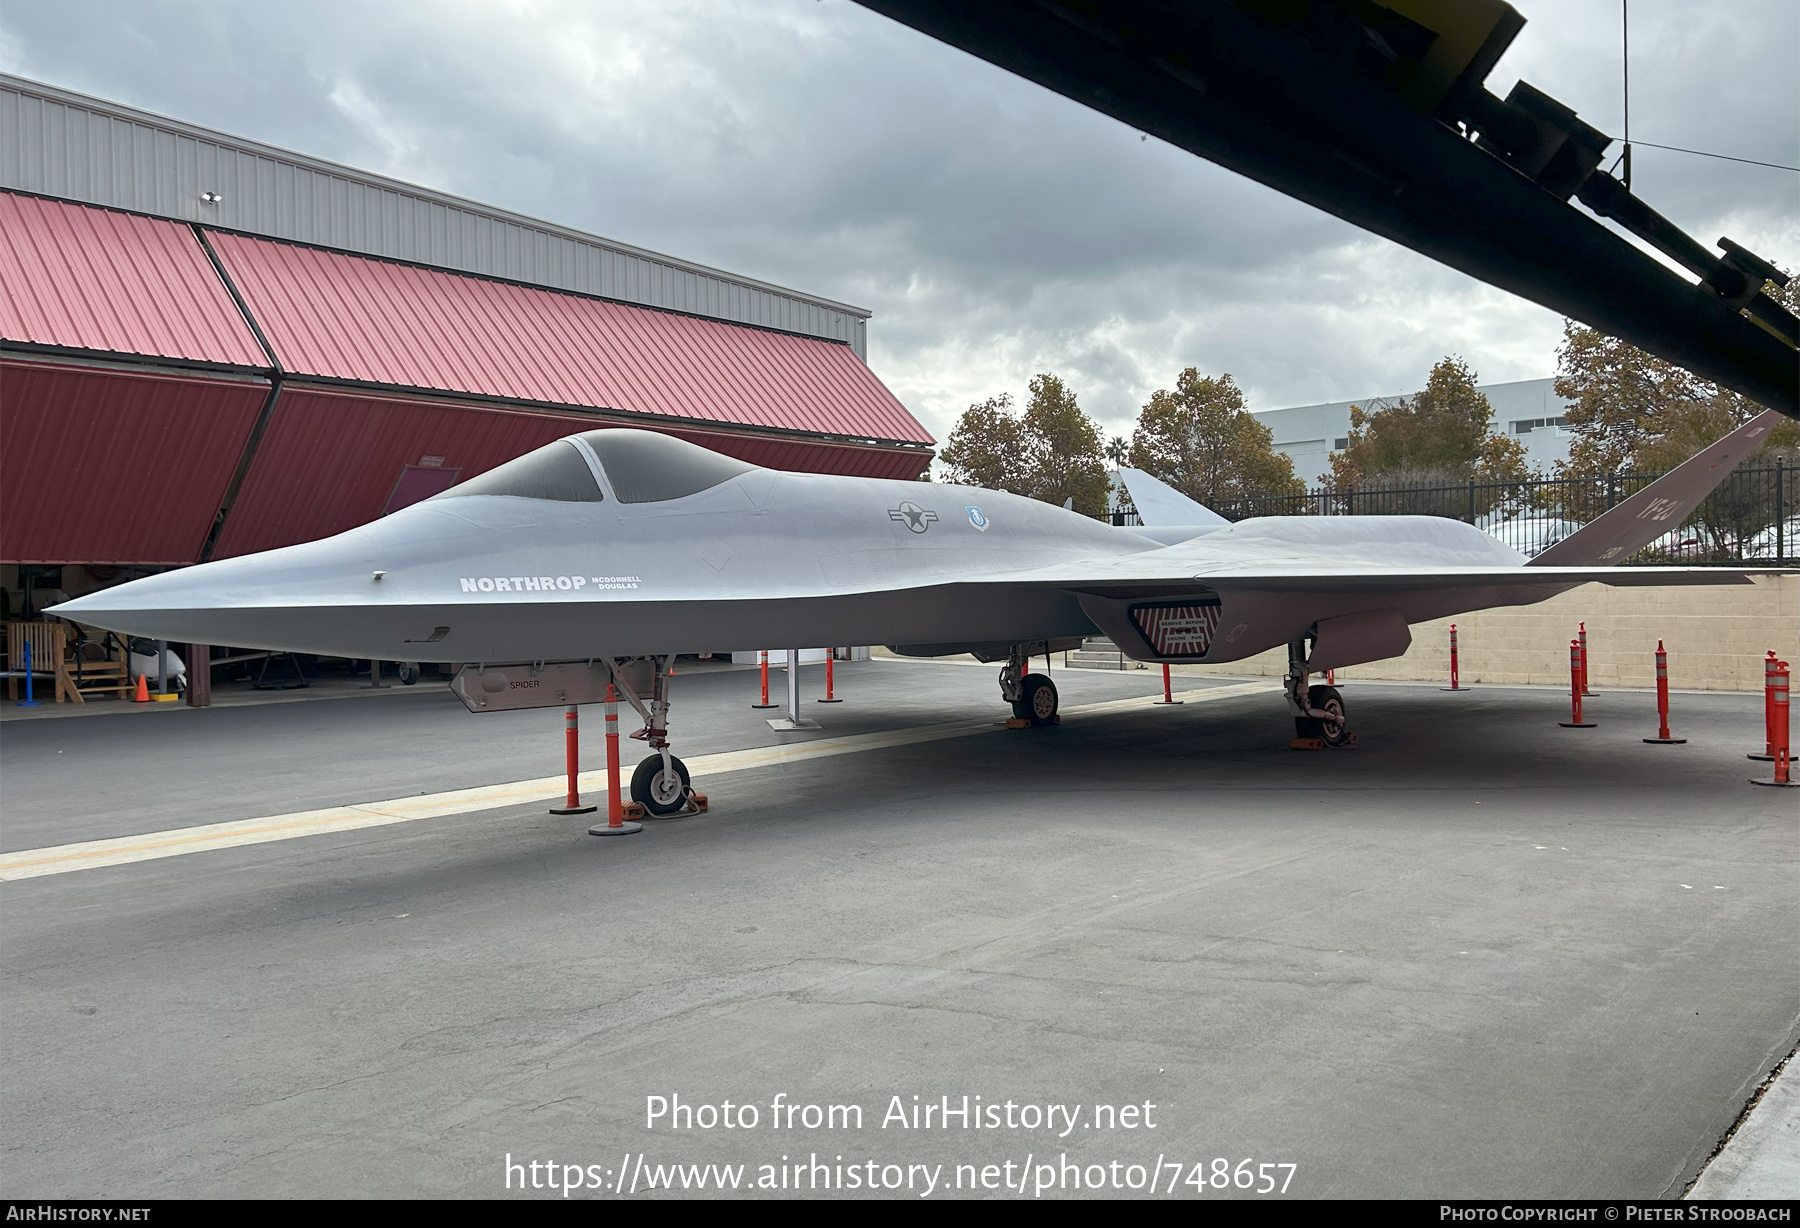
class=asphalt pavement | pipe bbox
[1,660,1794,1199]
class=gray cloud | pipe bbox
[2,0,1793,445]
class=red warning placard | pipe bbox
[1131,603,1221,658]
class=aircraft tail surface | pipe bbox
[1529,410,1782,567]
[1117,468,1229,527]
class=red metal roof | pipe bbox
[212,386,930,558]
[205,231,932,445]
[0,194,268,367]
[0,359,267,564]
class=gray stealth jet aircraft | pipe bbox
[55,412,1786,813]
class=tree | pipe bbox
[1328,356,1530,492]
[1557,272,1799,476]
[1632,390,1799,473]
[1018,374,1114,515]
[1552,322,1707,477]
[937,394,1026,493]
[1553,273,1799,543]
[1126,369,1302,512]
[938,375,1113,516]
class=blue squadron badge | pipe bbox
[888,502,939,533]
[965,506,989,531]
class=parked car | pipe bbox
[1742,517,1800,561]
[127,637,186,689]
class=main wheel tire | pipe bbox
[1308,684,1351,746]
[1011,673,1059,726]
[398,661,420,685]
[631,754,691,816]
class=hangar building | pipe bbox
[0,74,933,606]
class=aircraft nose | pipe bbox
[52,566,239,645]
[48,530,383,650]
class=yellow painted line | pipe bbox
[0,680,1278,881]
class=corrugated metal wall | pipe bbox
[0,359,269,564]
[0,73,872,357]
[0,193,267,366]
[205,230,931,443]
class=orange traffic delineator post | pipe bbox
[1154,662,1183,704]
[1643,640,1686,745]
[1751,660,1794,788]
[1749,650,1778,761]
[1559,640,1595,727]
[133,672,149,703]
[1325,668,1336,686]
[590,683,643,835]
[1578,622,1594,696]
[818,650,843,703]
[1441,623,1469,691]
[550,705,597,815]
[751,649,778,709]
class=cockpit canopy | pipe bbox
[586,429,757,503]
[432,429,758,505]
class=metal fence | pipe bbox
[1109,463,1796,565]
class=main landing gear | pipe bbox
[1286,637,1354,748]
[606,655,705,816]
[999,644,1059,727]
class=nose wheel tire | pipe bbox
[1294,684,1351,747]
[1012,673,1059,726]
[631,754,692,816]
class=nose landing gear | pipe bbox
[999,644,1059,726]
[606,655,707,816]
[631,752,692,816]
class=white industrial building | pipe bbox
[1254,378,1572,484]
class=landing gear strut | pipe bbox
[606,655,705,816]
[1000,644,1059,726]
[1286,637,1353,747]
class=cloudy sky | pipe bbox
[2,0,1795,445]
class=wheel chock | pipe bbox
[1005,717,1032,729]
[686,790,709,814]
[621,801,648,820]
[1288,737,1327,751]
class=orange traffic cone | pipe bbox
[134,672,149,703]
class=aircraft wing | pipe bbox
[1001,540,1767,596]
[1037,564,1761,595]
[961,515,1777,667]
[1001,508,1765,592]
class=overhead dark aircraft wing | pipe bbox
[852,0,1799,417]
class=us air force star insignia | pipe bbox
[888,502,938,533]
[965,506,989,531]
